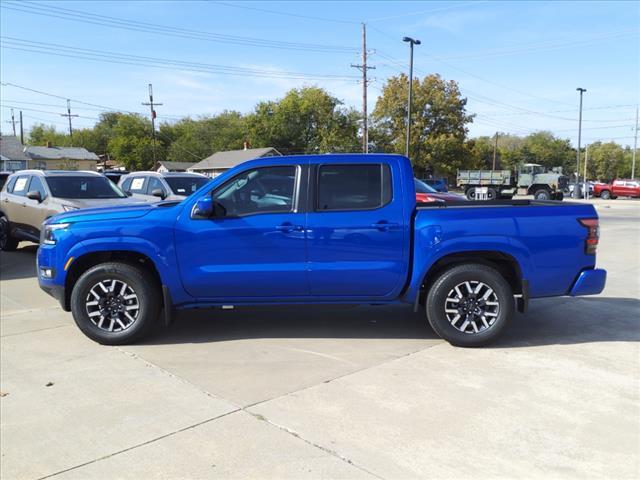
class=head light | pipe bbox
[62,205,79,212]
[41,223,70,245]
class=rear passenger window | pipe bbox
[11,176,30,197]
[317,164,391,211]
[5,176,17,193]
[129,177,146,194]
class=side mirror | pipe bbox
[151,188,166,199]
[194,196,227,218]
[125,191,133,197]
[27,190,42,203]
[194,196,213,217]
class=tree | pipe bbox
[519,131,574,172]
[371,74,474,175]
[246,87,360,154]
[586,142,626,181]
[106,114,159,170]
[27,124,69,146]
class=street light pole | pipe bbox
[403,36,421,160]
[574,87,586,198]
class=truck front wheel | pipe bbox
[70,262,161,345]
[425,264,514,347]
[0,216,19,251]
[600,189,612,200]
[533,189,551,200]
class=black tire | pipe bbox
[0,216,19,251]
[533,189,551,200]
[70,262,161,345]
[465,188,475,200]
[426,263,514,347]
[553,191,564,201]
[600,190,611,200]
[486,188,497,200]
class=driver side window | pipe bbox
[213,166,297,216]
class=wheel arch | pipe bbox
[63,250,162,311]
[416,250,524,311]
[528,184,552,195]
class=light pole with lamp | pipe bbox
[403,36,421,160]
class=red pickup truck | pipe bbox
[593,179,640,199]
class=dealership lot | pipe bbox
[1,200,638,479]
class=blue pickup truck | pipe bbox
[36,154,606,347]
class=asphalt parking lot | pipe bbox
[1,199,638,480]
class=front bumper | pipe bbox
[39,283,68,310]
[569,268,607,296]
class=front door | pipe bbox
[175,164,309,299]
[305,161,407,297]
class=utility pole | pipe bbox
[402,36,421,160]
[632,106,638,180]
[19,110,24,144]
[492,132,499,170]
[5,108,16,136]
[60,99,78,138]
[574,87,586,198]
[351,23,375,153]
[142,83,162,164]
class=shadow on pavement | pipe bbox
[145,296,639,347]
[0,245,38,281]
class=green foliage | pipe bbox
[372,74,474,175]
[585,142,628,181]
[246,87,360,154]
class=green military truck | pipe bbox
[457,163,568,201]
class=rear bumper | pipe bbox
[569,268,607,296]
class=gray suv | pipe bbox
[118,171,209,202]
[0,170,135,250]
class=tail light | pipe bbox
[416,193,437,203]
[578,218,599,255]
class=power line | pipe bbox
[141,84,162,164]
[1,1,357,53]
[365,1,488,22]
[213,1,359,25]
[0,36,358,81]
[60,99,79,137]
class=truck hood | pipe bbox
[48,201,177,225]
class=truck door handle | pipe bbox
[276,223,304,233]
[371,221,400,231]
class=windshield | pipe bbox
[165,176,209,196]
[46,176,127,199]
[414,179,438,194]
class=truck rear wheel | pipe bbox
[425,264,514,347]
[70,262,161,345]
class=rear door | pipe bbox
[3,174,30,225]
[306,158,407,297]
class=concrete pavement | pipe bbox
[1,199,638,479]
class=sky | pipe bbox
[1,0,638,148]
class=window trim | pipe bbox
[192,164,302,220]
[314,163,393,213]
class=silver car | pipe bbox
[0,170,135,250]
[118,171,210,202]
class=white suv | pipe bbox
[118,172,209,202]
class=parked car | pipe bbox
[0,172,10,191]
[37,154,606,347]
[0,170,134,250]
[118,171,209,202]
[414,179,466,202]
[593,179,640,199]
[102,170,129,185]
[421,178,448,192]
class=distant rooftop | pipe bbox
[190,147,281,171]
[25,145,99,161]
[0,135,30,161]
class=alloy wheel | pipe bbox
[85,279,140,332]
[444,281,500,334]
